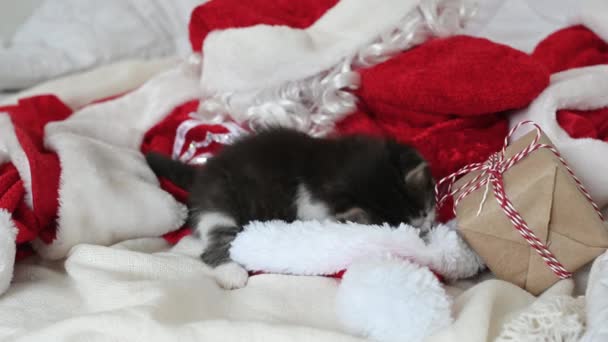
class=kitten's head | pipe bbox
[331,136,436,230]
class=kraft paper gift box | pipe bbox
[453,130,608,295]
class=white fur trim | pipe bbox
[336,258,452,342]
[295,184,331,220]
[230,220,483,279]
[509,65,608,207]
[201,0,419,93]
[0,115,33,208]
[33,66,198,259]
[0,209,17,296]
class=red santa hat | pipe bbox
[0,66,201,296]
[225,219,484,341]
[0,96,70,293]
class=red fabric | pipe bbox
[141,100,200,156]
[0,95,73,259]
[8,96,70,233]
[189,0,338,52]
[358,36,550,117]
[162,226,193,245]
[557,108,608,141]
[333,110,385,138]
[0,164,39,246]
[533,25,608,74]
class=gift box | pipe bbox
[437,121,608,295]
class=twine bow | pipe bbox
[435,120,604,279]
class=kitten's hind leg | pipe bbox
[195,212,248,289]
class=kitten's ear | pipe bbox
[386,141,433,190]
[336,207,370,224]
[405,161,432,191]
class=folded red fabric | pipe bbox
[189,0,338,52]
[557,108,608,141]
[333,110,385,138]
[0,96,72,259]
[141,100,200,157]
[532,25,608,74]
[358,36,550,117]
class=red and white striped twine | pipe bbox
[435,121,604,279]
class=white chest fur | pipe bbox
[295,184,331,220]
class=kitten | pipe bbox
[146,128,436,289]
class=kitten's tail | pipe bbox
[145,152,195,189]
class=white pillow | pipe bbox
[0,0,204,90]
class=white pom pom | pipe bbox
[426,224,485,280]
[336,258,452,342]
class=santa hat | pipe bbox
[31,67,202,260]
[0,96,71,294]
[0,65,202,296]
[227,220,484,341]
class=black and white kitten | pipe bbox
[146,128,436,289]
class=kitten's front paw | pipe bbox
[214,262,249,289]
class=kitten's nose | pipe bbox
[421,219,432,232]
[415,214,434,232]
[410,217,424,228]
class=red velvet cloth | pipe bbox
[557,108,608,141]
[0,96,73,259]
[332,110,385,138]
[532,25,608,74]
[358,36,550,116]
[189,0,338,52]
